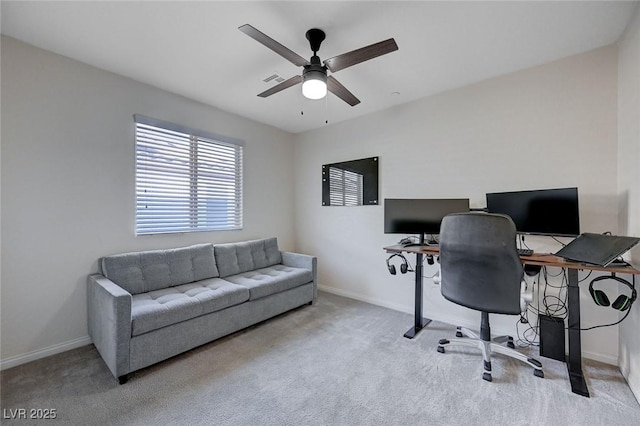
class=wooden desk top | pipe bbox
[384,244,640,275]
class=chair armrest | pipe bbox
[281,252,318,299]
[87,274,132,378]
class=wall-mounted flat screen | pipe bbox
[486,187,580,237]
[384,198,470,235]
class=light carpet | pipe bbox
[2,291,639,425]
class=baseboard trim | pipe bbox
[582,350,617,366]
[318,284,413,315]
[318,284,617,366]
[0,336,92,371]
[319,284,482,333]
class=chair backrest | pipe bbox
[439,212,523,315]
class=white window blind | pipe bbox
[329,166,363,206]
[134,115,243,235]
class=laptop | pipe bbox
[555,233,640,267]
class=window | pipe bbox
[134,115,243,235]
[328,166,363,206]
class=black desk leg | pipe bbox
[567,268,589,397]
[404,252,431,339]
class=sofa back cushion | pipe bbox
[215,238,282,278]
[101,244,218,295]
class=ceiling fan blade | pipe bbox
[257,75,303,98]
[324,38,398,73]
[239,24,310,67]
[327,76,360,106]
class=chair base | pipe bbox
[438,326,544,382]
[455,326,515,348]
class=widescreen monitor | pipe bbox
[485,187,579,237]
[384,198,470,235]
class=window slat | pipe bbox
[135,119,243,235]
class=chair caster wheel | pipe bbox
[456,331,463,338]
[437,346,445,354]
[534,369,544,378]
[482,372,492,382]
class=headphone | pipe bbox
[387,253,409,275]
[588,274,637,311]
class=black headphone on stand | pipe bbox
[588,274,637,311]
[386,253,409,275]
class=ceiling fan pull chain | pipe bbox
[325,91,329,124]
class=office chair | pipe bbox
[436,212,544,382]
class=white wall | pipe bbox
[617,3,640,402]
[293,46,621,364]
[0,37,296,367]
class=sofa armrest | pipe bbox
[87,274,132,379]
[282,252,318,300]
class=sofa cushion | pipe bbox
[130,278,249,336]
[215,238,282,278]
[102,244,219,295]
[222,264,313,300]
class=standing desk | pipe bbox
[384,244,640,397]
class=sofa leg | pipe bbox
[118,374,129,385]
[308,301,313,306]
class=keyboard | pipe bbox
[517,248,534,256]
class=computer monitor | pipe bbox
[485,187,579,237]
[384,198,470,236]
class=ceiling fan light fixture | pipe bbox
[302,69,327,100]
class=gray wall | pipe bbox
[0,37,296,366]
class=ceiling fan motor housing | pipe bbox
[303,60,327,81]
[303,56,327,78]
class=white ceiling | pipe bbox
[2,1,637,133]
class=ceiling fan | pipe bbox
[239,24,398,106]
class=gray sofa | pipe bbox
[87,237,317,383]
